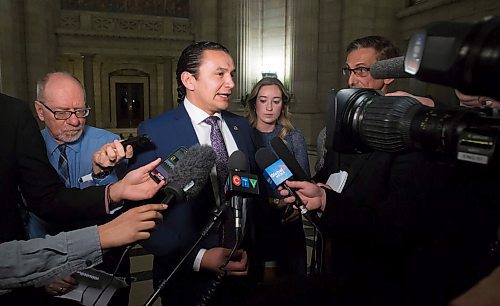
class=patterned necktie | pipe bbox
[203,116,235,247]
[58,144,71,187]
[203,116,229,192]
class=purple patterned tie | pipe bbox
[203,116,235,247]
[203,116,229,192]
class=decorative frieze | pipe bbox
[57,10,191,39]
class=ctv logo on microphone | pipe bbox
[232,175,258,189]
[225,172,260,195]
[264,160,293,189]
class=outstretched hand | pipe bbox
[109,158,165,202]
[98,203,167,249]
[279,180,327,211]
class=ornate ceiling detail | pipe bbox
[60,0,189,18]
[58,10,191,40]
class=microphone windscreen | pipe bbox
[168,144,216,199]
[270,137,309,181]
[370,56,413,79]
[228,150,248,171]
[255,147,277,171]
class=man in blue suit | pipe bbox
[129,41,261,306]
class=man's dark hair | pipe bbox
[346,35,400,60]
[175,41,230,103]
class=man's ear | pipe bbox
[181,71,195,91]
[34,101,45,122]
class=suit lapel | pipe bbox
[222,112,245,151]
[173,104,200,147]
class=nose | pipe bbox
[225,75,235,89]
[266,101,273,111]
[65,113,81,126]
[348,73,359,88]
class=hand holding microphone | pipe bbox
[156,144,216,205]
[255,146,320,226]
[278,180,327,212]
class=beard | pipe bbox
[56,127,84,143]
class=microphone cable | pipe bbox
[197,202,244,306]
[308,222,324,276]
[92,244,133,306]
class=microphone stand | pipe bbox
[143,204,229,306]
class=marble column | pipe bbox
[0,0,28,99]
[289,0,320,114]
[81,53,96,126]
[24,0,58,101]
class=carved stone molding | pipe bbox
[57,11,191,39]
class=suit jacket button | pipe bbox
[233,125,239,131]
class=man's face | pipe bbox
[346,47,393,93]
[184,50,235,115]
[35,74,86,144]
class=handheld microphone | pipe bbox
[225,151,259,230]
[161,144,216,205]
[225,151,259,198]
[255,147,319,226]
[270,137,310,181]
[370,56,414,79]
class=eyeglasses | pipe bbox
[37,101,91,120]
[342,66,371,77]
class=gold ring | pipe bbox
[59,287,65,294]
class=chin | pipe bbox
[59,130,83,143]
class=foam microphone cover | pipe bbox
[370,56,414,79]
[166,144,216,200]
[270,137,309,181]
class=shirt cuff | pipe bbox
[104,183,123,215]
[193,249,207,272]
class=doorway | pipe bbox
[116,83,144,128]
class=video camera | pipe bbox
[326,16,500,166]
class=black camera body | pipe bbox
[405,16,500,101]
[327,88,500,166]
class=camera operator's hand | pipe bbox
[386,90,435,107]
[108,158,165,202]
[279,180,327,211]
[92,139,133,175]
[455,89,500,109]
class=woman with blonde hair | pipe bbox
[246,77,309,278]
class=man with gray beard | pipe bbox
[32,71,133,305]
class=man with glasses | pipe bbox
[32,71,132,305]
[343,35,435,105]
[315,36,434,173]
[308,36,432,305]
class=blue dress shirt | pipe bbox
[28,126,124,238]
